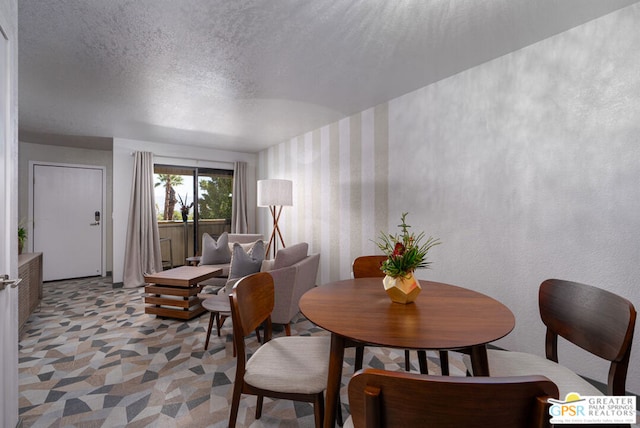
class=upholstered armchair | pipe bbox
[262,242,320,335]
[201,241,320,342]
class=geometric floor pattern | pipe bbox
[19,276,468,428]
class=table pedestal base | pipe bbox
[144,284,206,320]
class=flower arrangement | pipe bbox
[375,212,440,278]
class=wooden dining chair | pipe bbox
[464,278,637,398]
[345,368,558,428]
[200,292,262,356]
[228,271,331,428]
[352,255,449,375]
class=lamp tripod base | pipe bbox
[265,205,286,259]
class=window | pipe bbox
[196,168,233,224]
[154,165,233,264]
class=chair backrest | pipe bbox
[229,272,275,368]
[539,279,636,395]
[271,253,320,325]
[348,368,558,428]
[352,255,387,278]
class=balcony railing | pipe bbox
[158,219,230,267]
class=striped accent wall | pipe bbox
[257,103,389,285]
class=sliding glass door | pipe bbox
[195,168,233,254]
[154,165,233,266]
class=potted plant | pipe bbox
[375,212,440,303]
[18,225,27,254]
[177,194,193,222]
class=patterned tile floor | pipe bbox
[19,276,466,427]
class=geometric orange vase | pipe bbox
[382,271,421,304]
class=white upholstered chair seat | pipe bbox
[463,350,602,398]
[245,335,330,394]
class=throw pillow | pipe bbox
[228,240,265,280]
[200,232,231,265]
[273,242,309,269]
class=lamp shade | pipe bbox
[257,179,293,207]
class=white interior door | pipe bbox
[0,19,19,428]
[0,26,8,285]
[33,164,104,281]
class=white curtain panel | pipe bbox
[231,161,248,233]
[123,151,162,288]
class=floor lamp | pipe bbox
[257,179,292,259]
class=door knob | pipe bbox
[0,274,22,291]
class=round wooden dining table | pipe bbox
[299,277,515,428]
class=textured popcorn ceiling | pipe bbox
[18,0,639,152]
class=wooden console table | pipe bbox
[144,266,222,320]
[18,252,43,337]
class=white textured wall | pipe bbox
[259,4,640,394]
[389,3,640,394]
[112,138,257,284]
